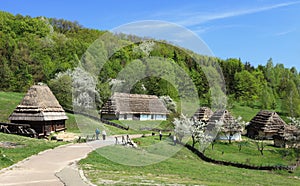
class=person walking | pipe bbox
[102,130,107,140]
[173,134,177,145]
[95,128,100,140]
[159,130,162,141]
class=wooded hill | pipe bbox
[1,11,300,117]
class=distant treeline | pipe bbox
[1,11,300,117]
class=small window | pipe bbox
[124,114,127,120]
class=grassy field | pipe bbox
[230,102,261,122]
[203,138,299,166]
[79,135,300,185]
[112,120,173,131]
[74,114,140,136]
[0,133,66,169]
[0,92,24,123]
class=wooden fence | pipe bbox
[183,142,299,172]
[0,122,37,138]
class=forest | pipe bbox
[1,11,300,117]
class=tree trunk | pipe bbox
[192,135,195,147]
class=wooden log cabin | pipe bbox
[9,85,68,135]
[246,110,286,140]
[193,107,213,123]
[100,92,169,121]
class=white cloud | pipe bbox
[166,1,300,27]
[274,29,296,36]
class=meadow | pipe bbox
[79,135,300,185]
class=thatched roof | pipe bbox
[206,110,241,132]
[274,125,300,148]
[100,92,169,115]
[9,85,68,121]
[193,107,213,122]
[246,110,286,134]
[274,125,300,140]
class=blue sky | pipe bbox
[1,0,300,70]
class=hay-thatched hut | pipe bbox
[273,125,300,148]
[100,92,168,120]
[193,107,213,123]
[246,110,286,140]
[9,85,68,135]
[207,110,242,141]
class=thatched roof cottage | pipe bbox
[193,107,213,123]
[246,110,286,140]
[273,125,300,148]
[100,92,169,120]
[207,110,242,141]
[9,85,68,135]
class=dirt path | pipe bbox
[0,134,143,186]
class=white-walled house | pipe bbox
[207,110,242,141]
[100,93,168,121]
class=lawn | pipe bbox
[230,102,260,122]
[230,101,290,123]
[0,92,24,123]
[0,133,66,169]
[203,137,299,167]
[74,114,142,136]
[112,120,173,131]
[79,135,300,186]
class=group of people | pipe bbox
[95,128,106,140]
[95,128,177,145]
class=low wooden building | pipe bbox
[9,85,68,135]
[100,93,169,120]
[193,107,213,123]
[273,125,300,148]
[207,110,242,141]
[246,110,286,140]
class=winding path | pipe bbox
[0,135,142,186]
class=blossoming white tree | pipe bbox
[173,115,219,152]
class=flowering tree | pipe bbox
[49,66,101,112]
[287,117,300,129]
[218,116,245,144]
[285,117,300,149]
[133,40,155,57]
[173,115,193,142]
[159,96,177,113]
[173,115,217,152]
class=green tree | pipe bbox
[260,83,276,110]
[0,59,14,91]
[234,70,261,105]
[282,80,300,117]
[48,74,72,109]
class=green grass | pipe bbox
[112,120,173,131]
[0,133,66,169]
[79,136,300,185]
[230,101,291,123]
[0,92,24,123]
[73,115,141,136]
[203,138,299,166]
[65,113,80,133]
[230,102,261,122]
